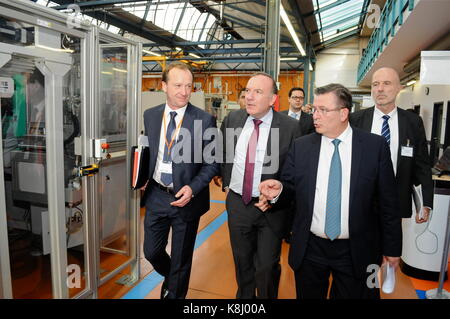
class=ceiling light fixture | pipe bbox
[280,3,306,56]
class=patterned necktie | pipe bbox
[160,111,177,186]
[290,112,299,120]
[381,115,390,145]
[242,119,263,205]
[325,139,342,241]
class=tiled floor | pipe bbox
[118,182,450,300]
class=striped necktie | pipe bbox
[381,115,390,145]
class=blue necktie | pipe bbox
[290,113,299,120]
[160,111,177,186]
[381,115,390,145]
[325,139,342,241]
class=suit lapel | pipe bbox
[349,127,363,217]
[233,109,250,149]
[149,105,164,166]
[396,108,407,171]
[265,110,281,165]
[308,134,321,216]
[362,107,375,131]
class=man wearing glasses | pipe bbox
[259,83,402,299]
[281,87,314,136]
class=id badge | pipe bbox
[401,145,413,157]
[160,161,172,174]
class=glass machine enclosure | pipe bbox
[0,0,141,299]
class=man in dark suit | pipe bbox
[350,67,433,224]
[259,83,402,299]
[220,72,301,298]
[142,62,219,299]
[280,87,315,136]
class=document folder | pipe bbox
[131,135,149,189]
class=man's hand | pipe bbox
[170,185,193,207]
[213,176,222,188]
[382,256,400,271]
[254,194,272,212]
[259,179,282,200]
[139,180,149,191]
[416,207,430,224]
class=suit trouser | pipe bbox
[294,233,379,299]
[143,185,199,299]
[226,190,282,299]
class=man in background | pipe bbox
[281,87,314,136]
[350,67,433,224]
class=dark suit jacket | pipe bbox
[142,103,219,221]
[280,127,402,278]
[350,107,433,218]
[280,109,315,136]
[220,109,302,238]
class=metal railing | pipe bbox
[357,0,416,83]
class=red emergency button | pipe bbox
[101,143,110,150]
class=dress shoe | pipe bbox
[160,279,169,299]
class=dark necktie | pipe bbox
[381,115,391,145]
[325,139,342,241]
[242,119,263,205]
[160,111,177,186]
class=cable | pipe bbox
[415,210,439,255]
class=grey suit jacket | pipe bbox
[280,109,315,136]
[220,108,302,237]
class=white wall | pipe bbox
[397,82,450,142]
[315,38,361,89]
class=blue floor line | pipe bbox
[210,199,226,204]
[122,209,228,299]
[416,289,426,299]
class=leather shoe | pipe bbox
[160,279,169,299]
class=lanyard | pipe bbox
[163,111,184,152]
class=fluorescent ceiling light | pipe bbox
[280,3,306,56]
[280,57,298,61]
[143,49,161,57]
[322,26,358,42]
[112,67,127,73]
[406,80,416,86]
[35,44,74,53]
[189,53,201,59]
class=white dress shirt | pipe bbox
[288,109,302,120]
[229,109,273,197]
[311,124,352,239]
[371,107,399,175]
[153,103,187,187]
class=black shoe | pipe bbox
[160,279,169,299]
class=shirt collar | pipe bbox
[164,103,188,118]
[288,109,302,116]
[248,108,273,125]
[374,106,397,119]
[323,123,352,145]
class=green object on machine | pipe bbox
[12,74,27,137]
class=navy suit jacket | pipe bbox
[142,103,219,221]
[280,127,402,278]
[350,107,433,218]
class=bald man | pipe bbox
[350,67,433,225]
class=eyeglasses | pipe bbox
[290,96,304,100]
[311,107,342,115]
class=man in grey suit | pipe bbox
[281,87,315,136]
[220,72,301,298]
